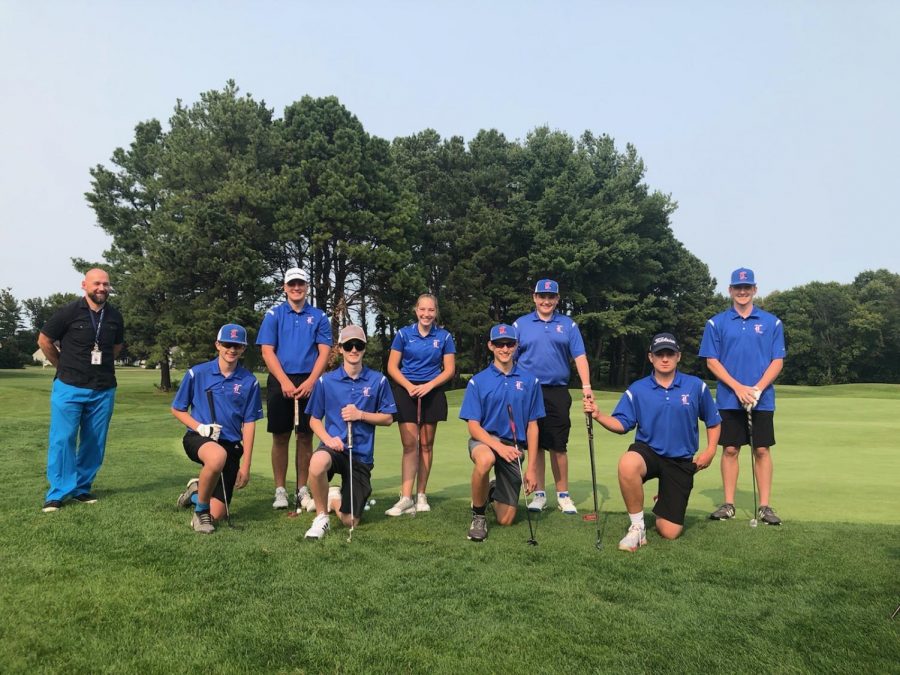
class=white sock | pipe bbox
[629,511,645,528]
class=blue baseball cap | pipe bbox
[730,268,756,286]
[649,332,680,353]
[217,323,248,345]
[489,324,518,342]
[534,279,559,294]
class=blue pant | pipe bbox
[45,380,117,502]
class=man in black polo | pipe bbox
[37,268,125,512]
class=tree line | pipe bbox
[2,82,897,387]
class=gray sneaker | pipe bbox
[467,514,488,542]
[176,478,199,508]
[709,503,736,520]
[191,510,215,534]
[758,505,782,526]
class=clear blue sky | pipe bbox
[2,1,898,302]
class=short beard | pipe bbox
[88,290,108,306]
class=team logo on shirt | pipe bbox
[363,387,371,397]
[515,381,524,390]
[307,316,313,324]
[755,324,764,334]
[233,384,242,394]
[681,394,690,405]
[433,339,440,348]
[556,325,563,333]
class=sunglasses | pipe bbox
[286,280,307,288]
[221,342,245,350]
[491,340,517,349]
[341,340,366,352]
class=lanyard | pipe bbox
[88,307,105,350]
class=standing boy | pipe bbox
[303,326,397,540]
[584,333,721,551]
[700,268,786,525]
[172,324,263,534]
[257,268,332,511]
[458,324,545,543]
[513,279,592,515]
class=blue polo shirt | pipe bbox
[459,363,546,442]
[172,359,264,443]
[305,365,397,465]
[256,301,333,374]
[512,311,586,385]
[390,323,456,382]
[611,371,721,460]
[699,305,786,411]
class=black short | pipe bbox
[183,431,243,504]
[538,386,572,452]
[266,373,313,435]
[468,436,522,507]
[316,446,373,518]
[629,442,697,526]
[719,409,776,448]
[392,381,448,424]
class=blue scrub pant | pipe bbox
[45,380,117,502]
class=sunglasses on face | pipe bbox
[491,340,517,349]
[341,340,366,352]
[286,280,307,288]
[221,342,244,350]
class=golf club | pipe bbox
[582,412,603,549]
[747,405,758,528]
[206,389,236,529]
[293,398,302,516]
[416,397,422,504]
[347,419,355,543]
[506,404,537,546]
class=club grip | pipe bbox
[206,390,217,424]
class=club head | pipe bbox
[526,538,538,546]
[582,513,598,522]
[286,510,301,518]
[595,540,603,550]
[750,519,758,528]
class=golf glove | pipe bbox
[743,388,761,412]
[196,423,222,441]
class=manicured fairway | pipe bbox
[1,368,897,673]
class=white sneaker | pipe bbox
[557,493,578,515]
[415,493,430,513]
[305,513,330,540]
[328,486,342,513]
[527,491,547,512]
[272,487,289,509]
[385,496,416,516]
[297,486,315,512]
[618,523,647,552]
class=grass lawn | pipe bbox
[1,367,897,673]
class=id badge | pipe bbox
[91,349,102,365]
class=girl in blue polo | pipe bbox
[385,293,456,516]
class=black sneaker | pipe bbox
[72,492,98,504]
[758,505,782,526]
[467,514,488,542]
[176,479,199,508]
[709,503,736,520]
[42,500,63,513]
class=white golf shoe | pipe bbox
[415,493,431,513]
[385,496,416,516]
[305,513,330,540]
[272,487,289,509]
[557,493,578,515]
[618,523,647,552]
[527,491,547,512]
